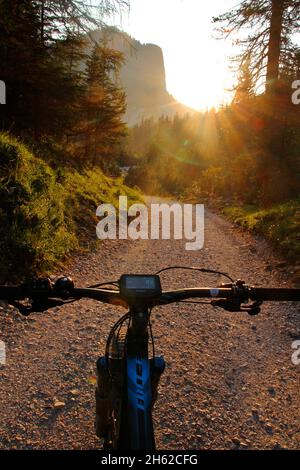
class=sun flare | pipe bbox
[167,66,231,111]
[114,0,237,111]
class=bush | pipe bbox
[0,133,142,281]
[223,200,300,263]
[0,133,77,281]
[65,167,142,241]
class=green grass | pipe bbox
[0,133,142,281]
[63,167,142,248]
[223,201,300,263]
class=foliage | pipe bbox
[78,44,127,166]
[0,133,76,280]
[124,116,211,196]
[0,1,129,167]
[125,79,300,205]
[0,133,141,281]
[65,165,142,240]
[213,0,300,92]
[223,200,300,262]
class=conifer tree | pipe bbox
[82,44,126,166]
[213,0,300,94]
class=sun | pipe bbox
[114,0,237,111]
[170,79,227,111]
[166,60,233,111]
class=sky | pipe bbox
[108,0,238,110]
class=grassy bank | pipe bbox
[182,183,300,276]
[223,201,300,267]
[0,133,141,281]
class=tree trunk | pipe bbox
[265,0,285,94]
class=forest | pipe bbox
[0,0,300,279]
[0,0,140,280]
[125,0,300,264]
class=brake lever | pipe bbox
[11,276,76,315]
[240,301,262,315]
[211,298,262,315]
[11,298,67,316]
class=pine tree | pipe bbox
[0,0,130,159]
[81,44,127,166]
[0,1,85,138]
[233,55,255,103]
[213,0,300,95]
[0,0,44,134]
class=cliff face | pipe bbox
[89,29,194,125]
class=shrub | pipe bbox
[0,133,76,280]
[0,133,142,281]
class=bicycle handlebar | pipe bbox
[0,278,300,313]
[249,287,300,302]
[158,286,300,303]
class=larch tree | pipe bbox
[213,0,300,204]
[0,0,130,160]
[213,0,300,94]
[82,43,127,167]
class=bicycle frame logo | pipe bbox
[96,196,204,251]
[0,80,6,104]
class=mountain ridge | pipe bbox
[87,28,195,126]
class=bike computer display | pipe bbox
[119,274,162,302]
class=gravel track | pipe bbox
[0,208,299,450]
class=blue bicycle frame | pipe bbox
[127,355,153,449]
[123,306,155,450]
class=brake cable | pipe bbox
[148,310,155,358]
[86,281,119,289]
[155,266,234,282]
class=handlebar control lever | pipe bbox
[211,298,262,315]
[212,280,262,315]
[11,277,74,316]
[12,298,67,316]
[27,277,53,296]
[11,277,54,316]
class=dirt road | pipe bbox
[0,208,299,450]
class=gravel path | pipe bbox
[0,208,299,450]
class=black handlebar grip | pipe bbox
[0,285,26,300]
[251,287,300,302]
